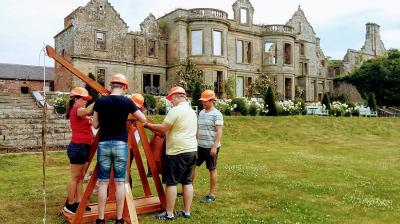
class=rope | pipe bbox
[39,45,48,224]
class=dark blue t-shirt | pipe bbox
[93,95,138,142]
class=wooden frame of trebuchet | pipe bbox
[46,45,166,224]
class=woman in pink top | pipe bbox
[64,87,94,214]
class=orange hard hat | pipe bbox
[70,87,92,101]
[110,74,128,89]
[166,86,186,101]
[131,93,144,108]
[199,90,216,101]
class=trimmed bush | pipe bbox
[224,108,232,116]
[156,98,167,115]
[143,94,157,113]
[231,98,248,116]
[249,104,258,116]
[368,92,377,111]
[321,93,331,111]
[191,80,203,111]
[265,87,277,116]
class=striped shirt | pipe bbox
[198,107,224,148]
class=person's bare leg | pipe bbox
[67,164,82,204]
[182,184,194,212]
[191,166,197,182]
[209,169,217,196]
[115,182,125,219]
[74,163,87,202]
[165,185,177,216]
[97,181,109,219]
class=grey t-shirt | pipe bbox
[198,107,224,148]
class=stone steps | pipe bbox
[0,118,68,125]
[0,93,71,149]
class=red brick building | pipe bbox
[0,63,54,94]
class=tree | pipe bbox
[342,48,400,106]
[224,76,235,99]
[321,93,331,111]
[265,87,277,116]
[85,72,99,104]
[191,80,203,111]
[388,48,400,59]
[175,58,206,95]
[368,92,377,111]
[248,73,272,98]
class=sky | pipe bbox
[0,0,399,66]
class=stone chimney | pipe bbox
[361,22,386,56]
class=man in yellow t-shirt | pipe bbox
[144,86,197,220]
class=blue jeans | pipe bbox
[97,140,128,182]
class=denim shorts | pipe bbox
[67,143,90,164]
[97,140,128,182]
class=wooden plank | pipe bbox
[125,183,139,224]
[62,197,162,223]
[46,45,109,95]
[136,122,166,208]
[128,125,152,196]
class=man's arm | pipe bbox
[92,111,99,129]
[210,125,223,156]
[145,122,172,135]
[133,110,146,123]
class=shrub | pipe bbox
[248,104,258,116]
[215,99,233,116]
[321,93,331,111]
[231,98,248,116]
[368,92,377,111]
[224,77,235,99]
[265,87,277,116]
[156,97,168,115]
[143,94,157,113]
[224,108,232,116]
[52,94,68,114]
[294,98,307,115]
[191,81,203,111]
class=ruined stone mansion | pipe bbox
[54,0,386,101]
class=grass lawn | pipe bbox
[1,116,400,223]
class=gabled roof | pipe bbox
[0,63,54,81]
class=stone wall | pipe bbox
[55,0,368,101]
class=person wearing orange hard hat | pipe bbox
[165,86,186,101]
[131,93,145,112]
[92,74,146,224]
[144,86,197,220]
[64,87,95,214]
[109,73,129,90]
[193,89,223,204]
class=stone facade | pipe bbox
[329,23,386,78]
[55,0,379,102]
[54,0,167,93]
